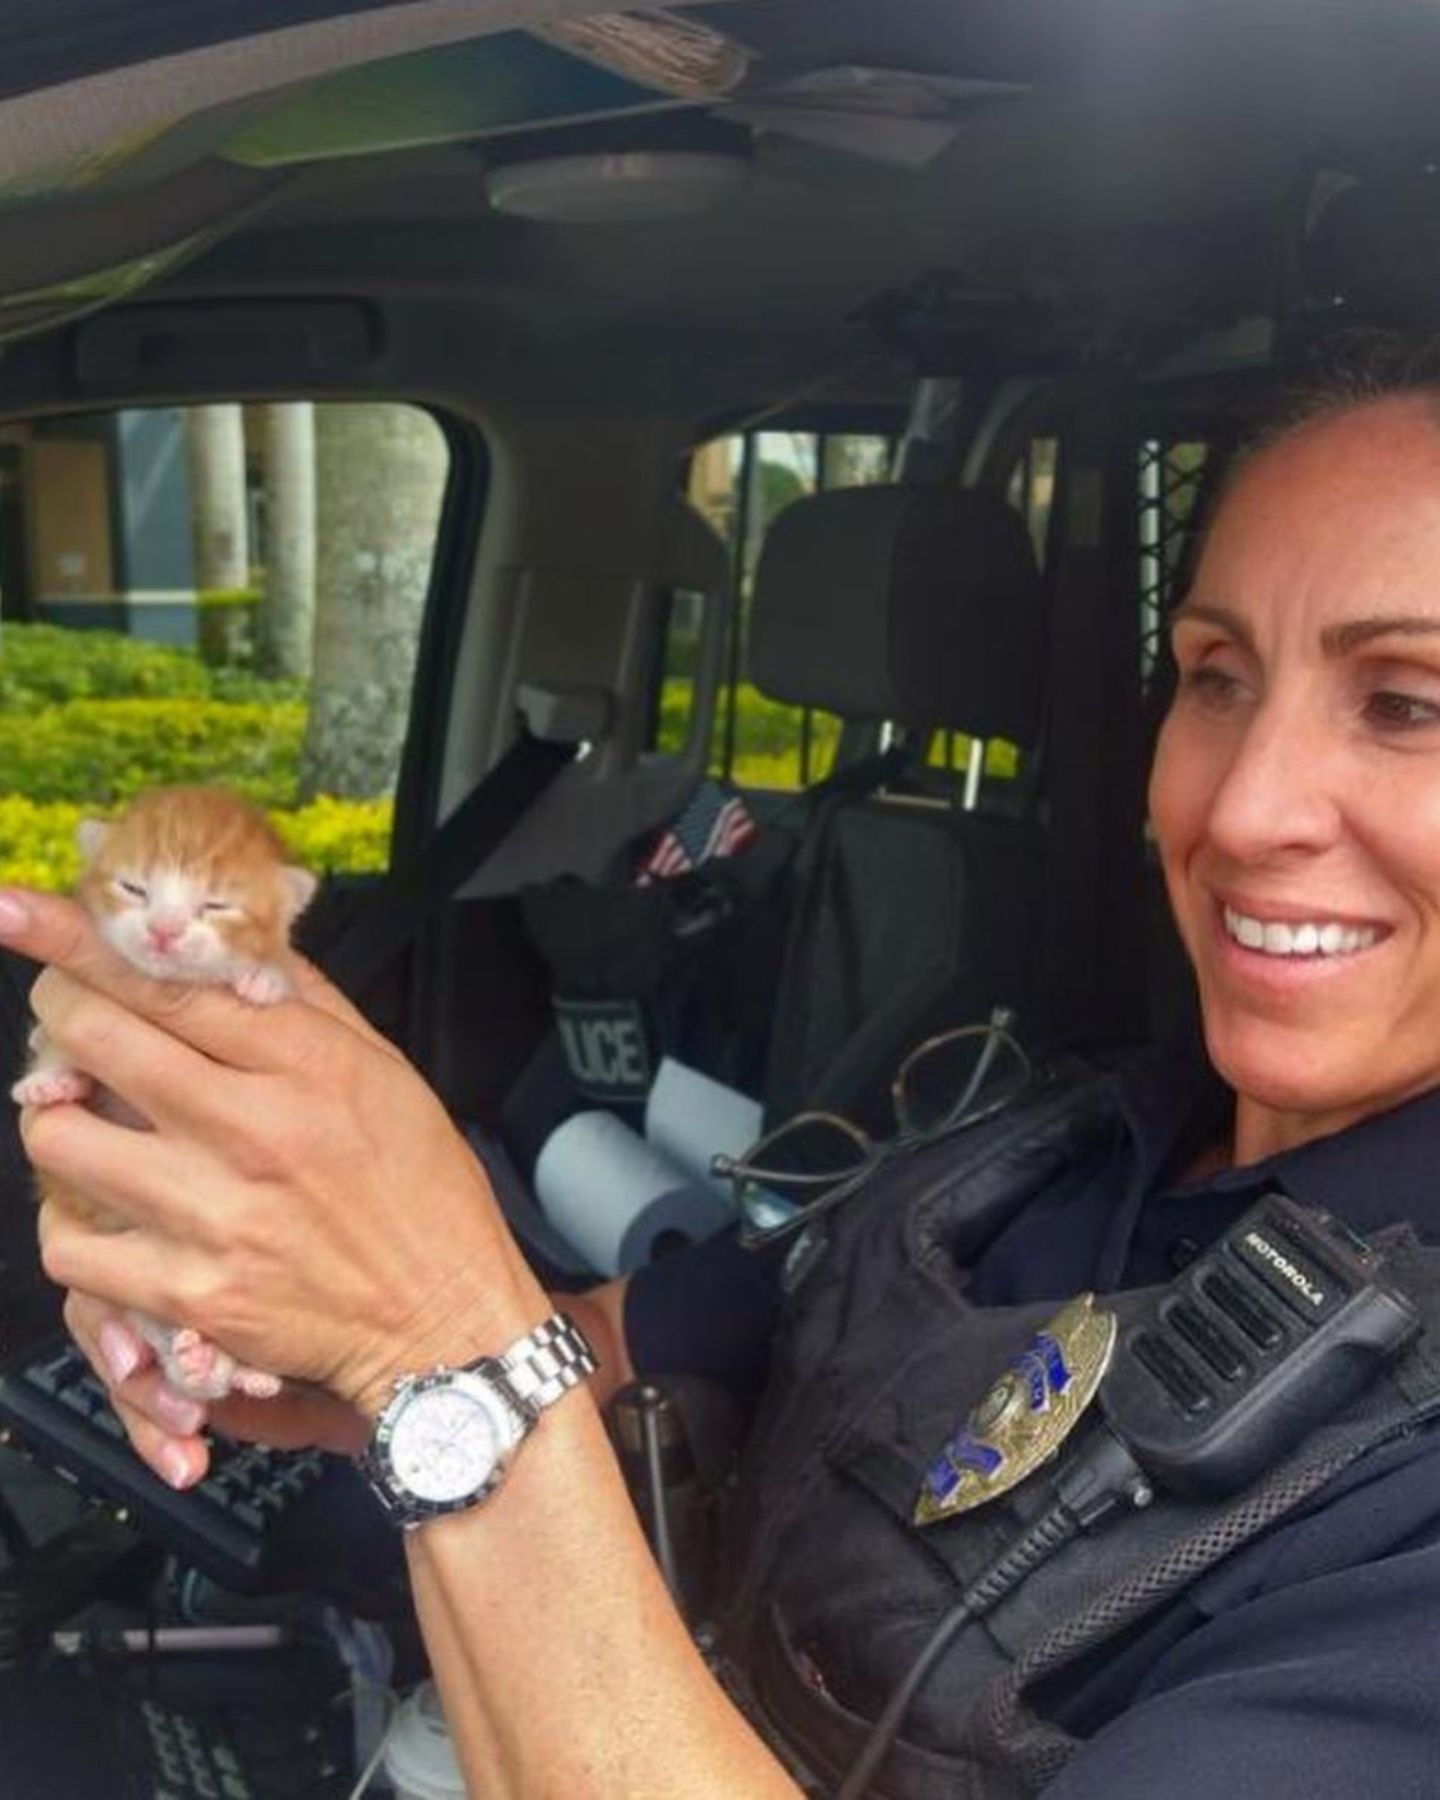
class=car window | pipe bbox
[650,427,895,791]
[1137,435,1212,688]
[0,400,452,889]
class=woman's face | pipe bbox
[1150,394,1440,1146]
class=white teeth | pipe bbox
[1224,907,1379,958]
[1234,913,1265,950]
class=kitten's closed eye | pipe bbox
[115,877,147,900]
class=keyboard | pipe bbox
[0,1649,358,1798]
[0,1335,367,1594]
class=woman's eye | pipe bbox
[1179,665,1245,708]
[115,878,147,901]
[1364,689,1440,731]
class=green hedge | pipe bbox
[0,622,387,889]
[0,698,306,807]
[0,793,392,891]
[0,621,300,708]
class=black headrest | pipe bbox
[748,484,1046,740]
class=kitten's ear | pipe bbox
[281,865,319,917]
[75,819,110,861]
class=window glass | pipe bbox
[0,401,451,888]
[646,583,706,759]
[1005,434,1059,569]
[1138,437,1210,686]
[669,427,895,791]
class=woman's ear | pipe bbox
[75,819,110,861]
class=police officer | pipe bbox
[30,356,1440,1798]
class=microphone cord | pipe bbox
[835,1429,1151,1800]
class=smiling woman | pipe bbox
[26,350,1440,1800]
[1152,372,1440,1157]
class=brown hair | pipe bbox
[1184,333,1440,579]
[1239,331,1440,465]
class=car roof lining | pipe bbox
[4,2,1440,412]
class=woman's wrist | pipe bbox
[344,1254,552,1422]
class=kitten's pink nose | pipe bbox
[146,917,185,950]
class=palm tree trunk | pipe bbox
[299,404,448,799]
[257,402,316,679]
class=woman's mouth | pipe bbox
[1221,905,1385,959]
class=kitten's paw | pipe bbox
[230,1365,284,1401]
[11,1068,92,1108]
[166,1328,237,1401]
[232,966,290,1007]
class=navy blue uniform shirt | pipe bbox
[627,1039,1440,1798]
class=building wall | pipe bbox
[24,436,115,600]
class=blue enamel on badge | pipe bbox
[914,1293,1118,1526]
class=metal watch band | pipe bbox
[360,1313,598,1531]
[494,1312,598,1416]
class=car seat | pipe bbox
[747,483,1049,1133]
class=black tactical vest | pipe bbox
[712,1065,1440,1798]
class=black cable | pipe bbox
[834,1504,1081,1800]
[832,1594,981,1800]
[835,1429,1150,1799]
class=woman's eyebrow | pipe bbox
[1168,600,1253,650]
[1170,604,1440,658]
[1319,615,1440,655]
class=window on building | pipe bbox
[0,400,454,889]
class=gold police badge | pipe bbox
[914,1294,1118,1526]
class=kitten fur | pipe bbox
[13,786,318,1402]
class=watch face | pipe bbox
[388,1376,516,1505]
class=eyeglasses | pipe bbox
[712,1013,1032,1250]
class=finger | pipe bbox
[29,1108,210,1234]
[110,1387,210,1489]
[39,1191,203,1320]
[64,1290,358,1458]
[287,955,400,1058]
[62,1295,211,1487]
[28,973,218,1126]
[64,1298,209,1434]
[0,888,354,1075]
[63,1293,154,1384]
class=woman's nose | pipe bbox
[1202,695,1342,862]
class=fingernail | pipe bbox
[159,1443,195,1490]
[98,1320,141,1385]
[0,891,29,938]
[154,1387,205,1436]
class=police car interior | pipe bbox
[0,0,1438,1794]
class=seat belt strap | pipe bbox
[322,731,576,996]
[771,741,914,830]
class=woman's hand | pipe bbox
[2,885,550,1426]
[62,1290,367,1487]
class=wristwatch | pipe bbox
[361,1313,598,1529]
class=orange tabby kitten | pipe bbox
[12,786,318,1401]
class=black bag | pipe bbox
[520,828,795,1112]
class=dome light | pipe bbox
[485,148,750,224]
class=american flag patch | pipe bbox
[636,780,759,885]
